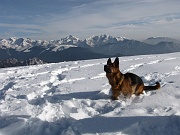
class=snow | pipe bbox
[0,52,180,135]
[51,45,77,52]
[85,34,124,47]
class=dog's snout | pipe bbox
[104,65,111,73]
[104,65,107,71]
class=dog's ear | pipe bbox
[114,57,119,67]
[107,58,112,65]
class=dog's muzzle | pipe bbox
[104,65,111,73]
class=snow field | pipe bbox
[0,53,180,135]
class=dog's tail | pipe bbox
[144,82,160,91]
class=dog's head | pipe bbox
[104,57,119,74]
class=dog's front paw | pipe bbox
[111,96,119,100]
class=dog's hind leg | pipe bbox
[135,84,144,96]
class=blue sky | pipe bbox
[0,0,180,40]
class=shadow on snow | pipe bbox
[0,115,180,135]
[27,90,110,105]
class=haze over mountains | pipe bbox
[0,34,180,68]
[143,37,180,45]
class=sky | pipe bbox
[0,0,180,40]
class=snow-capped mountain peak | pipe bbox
[60,35,80,45]
[0,34,126,49]
[116,36,126,41]
[84,34,125,47]
[0,37,49,49]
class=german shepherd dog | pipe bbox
[104,57,160,100]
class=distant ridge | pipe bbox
[143,37,180,45]
[0,57,46,68]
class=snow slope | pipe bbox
[0,52,180,135]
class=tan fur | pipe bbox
[104,57,160,100]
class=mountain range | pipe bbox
[0,57,46,68]
[0,34,180,67]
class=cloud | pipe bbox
[0,0,180,40]
[0,23,42,38]
[47,1,179,39]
